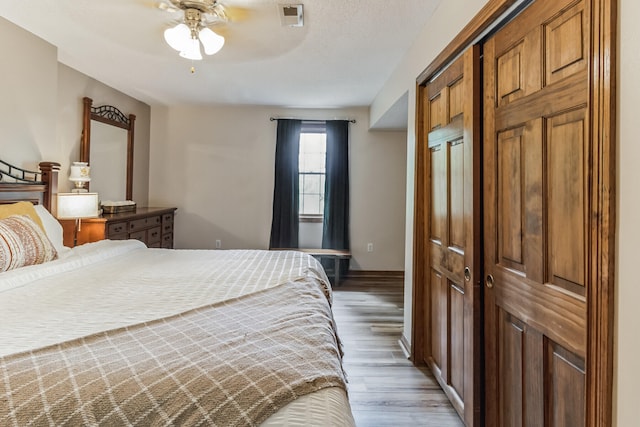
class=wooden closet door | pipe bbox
[483,0,591,425]
[421,46,481,426]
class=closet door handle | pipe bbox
[464,266,471,282]
[486,274,495,289]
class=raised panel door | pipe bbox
[419,46,482,427]
[484,0,590,425]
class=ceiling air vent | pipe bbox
[280,4,303,27]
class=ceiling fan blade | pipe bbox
[153,1,180,13]
[217,5,252,22]
[207,24,230,38]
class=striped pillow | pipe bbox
[0,201,45,232]
[0,215,58,272]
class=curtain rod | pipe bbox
[269,117,356,123]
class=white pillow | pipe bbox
[34,204,70,255]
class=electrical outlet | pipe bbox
[367,243,373,252]
[215,240,221,249]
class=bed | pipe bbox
[0,161,354,426]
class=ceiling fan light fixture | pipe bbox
[164,23,191,52]
[179,38,203,60]
[199,27,225,55]
[163,5,226,61]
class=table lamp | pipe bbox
[69,162,91,193]
[57,192,99,246]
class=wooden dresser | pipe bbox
[61,207,177,248]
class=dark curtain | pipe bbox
[269,119,301,249]
[322,120,350,275]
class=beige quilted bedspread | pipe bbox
[0,279,346,426]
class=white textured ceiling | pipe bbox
[0,0,439,112]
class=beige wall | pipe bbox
[0,17,151,203]
[0,17,58,169]
[149,105,407,270]
[371,0,638,424]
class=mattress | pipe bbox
[0,240,355,426]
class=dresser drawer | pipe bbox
[161,233,173,248]
[109,233,128,241]
[129,230,147,242]
[147,226,162,245]
[162,213,174,224]
[129,215,161,232]
[162,222,173,234]
[107,221,128,236]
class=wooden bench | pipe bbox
[272,248,351,286]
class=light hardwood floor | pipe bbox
[332,278,464,427]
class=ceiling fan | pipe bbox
[158,0,246,61]
[158,0,231,23]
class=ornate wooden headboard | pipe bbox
[0,160,60,211]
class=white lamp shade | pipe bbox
[199,27,225,55]
[179,38,203,60]
[164,23,191,52]
[57,193,99,219]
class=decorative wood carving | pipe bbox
[0,160,59,211]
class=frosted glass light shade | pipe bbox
[164,24,191,52]
[164,23,224,59]
[199,27,225,55]
[179,38,203,60]
[57,193,99,219]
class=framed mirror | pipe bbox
[80,97,136,201]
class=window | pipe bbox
[298,122,326,221]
